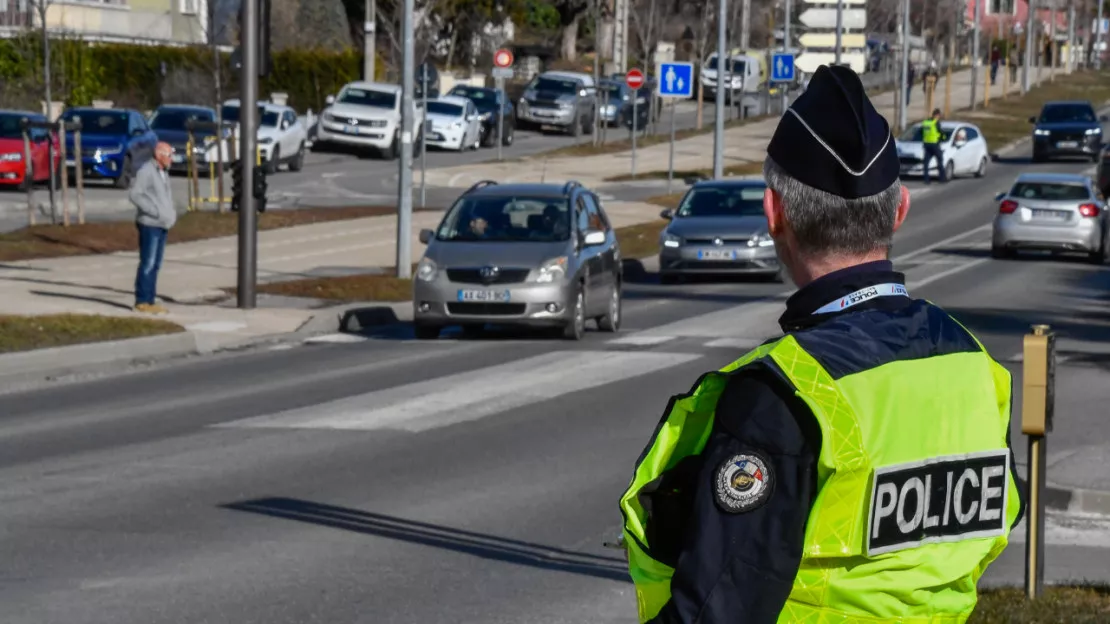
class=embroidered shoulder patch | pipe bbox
[714,451,774,513]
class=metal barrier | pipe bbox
[1022,323,1055,600]
[184,120,261,212]
[19,117,84,227]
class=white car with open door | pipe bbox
[895,121,990,180]
[423,95,482,151]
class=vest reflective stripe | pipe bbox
[619,330,1020,623]
[922,119,941,144]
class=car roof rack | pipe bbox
[563,180,582,194]
[463,180,499,195]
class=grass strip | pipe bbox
[970,585,1110,622]
[0,313,183,354]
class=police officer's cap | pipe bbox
[766,64,899,200]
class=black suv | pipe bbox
[1030,100,1107,163]
[447,85,515,147]
[516,71,597,137]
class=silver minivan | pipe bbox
[412,180,623,340]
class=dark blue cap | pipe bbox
[766,64,900,200]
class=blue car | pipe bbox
[60,107,158,188]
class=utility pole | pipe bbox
[364,0,376,81]
[238,0,259,308]
[971,0,981,109]
[835,0,844,65]
[614,0,629,73]
[741,0,751,50]
[396,0,415,279]
[899,0,910,131]
[593,0,601,144]
[1066,0,1075,72]
[713,0,727,179]
[1098,0,1105,70]
[1024,0,1036,91]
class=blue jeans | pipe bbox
[923,143,946,184]
[135,223,167,306]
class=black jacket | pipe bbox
[648,261,1025,623]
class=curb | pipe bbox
[1045,483,1110,516]
[0,331,201,387]
[295,301,413,336]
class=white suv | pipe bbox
[221,99,308,173]
[315,81,425,159]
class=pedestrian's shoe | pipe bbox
[134,303,155,313]
[147,303,169,315]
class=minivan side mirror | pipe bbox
[418,228,434,245]
[583,230,606,246]
[325,95,336,106]
[659,208,674,220]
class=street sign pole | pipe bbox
[496,76,504,161]
[1024,0,1036,91]
[238,0,259,309]
[782,0,792,114]
[626,69,645,179]
[631,94,637,179]
[899,0,909,131]
[714,0,727,179]
[1098,2,1105,71]
[971,0,981,109]
[658,62,693,193]
[420,66,427,209]
[834,0,843,65]
[667,99,676,194]
[396,0,415,280]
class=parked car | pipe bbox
[0,110,60,190]
[60,107,157,188]
[700,52,762,103]
[657,178,782,283]
[1030,100,1106,163]
[991,172,1108,263]
[423,95,483,151]
[313,81,424,159]
[1097,143,1110,196]
[412,180,622,341]
[516,71,597,137]
[896,121,990,180]
[447,85,515,147]
[221,99,307,173]
[597,79,650,129]
[149,104,226,174]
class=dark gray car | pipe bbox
[658,179,782,282]
[413,180,622,340]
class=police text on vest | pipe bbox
[866,450,1010,556]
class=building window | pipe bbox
[988,0,1016,14]
[180,0,198,14]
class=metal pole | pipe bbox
[713,0,727,179]
[667,99,676,194]
[238,0,259,309]
[1023,322,1053,600]
[364,0,376,81]
[740,0,751,50]
[1024,0,1036,92]
[971,0,981,109]
[1097,0,1105,70]
[899,0,909,131]
[419,66,427,209]
[782,0,792,114]
[496,77,504,160]
[1051,3,1058,81]
[74,127,84,224]
[835,0,844,65]
[631,90,637,179]
[621,0,630,74]
[396,0,415,279]
[59,124,68,227]
[593,0,601,146]
[1066,1,1075,73]
[22,128,34,226]
[1025,433,1047,598]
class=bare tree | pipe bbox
[28,0,52,115]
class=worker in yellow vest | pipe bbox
[921,107,948,184]
[618,65,1024,623]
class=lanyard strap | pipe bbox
[812,283,909,315]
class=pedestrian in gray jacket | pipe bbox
[129,142,176,313]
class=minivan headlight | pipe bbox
[661,233,681,248]
[416,257,437,281]
[534,256,567,283]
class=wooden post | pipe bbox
[58,123,69,227]
[74,127,85,225]
[22,126,34,227]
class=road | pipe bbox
[2,146,1110,622]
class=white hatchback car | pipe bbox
[221,99,307,173]
[424,95,482,151]
[895,121,990,180]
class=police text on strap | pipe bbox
[813,283,909,315]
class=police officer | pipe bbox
[618,65,1025,623]
[921,107,947,185]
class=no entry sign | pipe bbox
[494,49,514,68]
[626,68,645,89]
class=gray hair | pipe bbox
[762,157,902,257]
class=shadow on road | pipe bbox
[222,497,631,583]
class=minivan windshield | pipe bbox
[706,55,746,73]
[1038,104,1096,124]
[531,77,579,94]
[677,186,767,217]
[437,196,571,242]
[1010,182,1091,201]
[339,87,398,109]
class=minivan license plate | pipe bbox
[457,289,510,302]
[1056,141,1078,148]
[698,249,736,260]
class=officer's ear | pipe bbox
[764,187,785,238]
[892,185,911,234]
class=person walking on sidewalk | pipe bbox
[618,64,1024,623]
[921,108,947,185]
[990,46,1001,84]
[129,142,177,314]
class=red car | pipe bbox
[0,110,60,190]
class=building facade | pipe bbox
[0,0,210,45]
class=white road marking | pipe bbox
[607,335,677,346]
[703,337,768,350]
[892,223,993,264]
[303,333,369,344]
[906,257,992,290]
[216,350,703,432]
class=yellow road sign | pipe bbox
[798,33,867,49]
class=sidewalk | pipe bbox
[0,199,664,345]
[422,67,1054,190]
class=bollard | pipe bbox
[21,122,35,226]
[1022,323,1055,600]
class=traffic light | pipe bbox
[253,164,267,213]
[230,0,272,77]
[230,160,243,212]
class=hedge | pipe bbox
[0,33,384,114]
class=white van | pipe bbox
[700,53,762,101]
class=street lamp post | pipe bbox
[971,0,981,109]
[713,0,727,179]
[395,0,415,279]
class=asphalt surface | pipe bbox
[3,146,1110,622]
